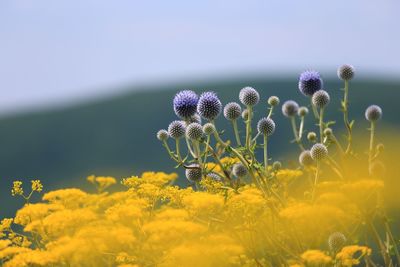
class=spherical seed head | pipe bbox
[298,70,323,96]
[365,105,382,122]
[232,163,248,177]
[168,120,186,139]
[298,106,309,117]
[173,90,199,119]
[310,143,328,161]
[242,109,250,120]
[268,96,280,106]
[282,100,299,117]
[272,161,282,171]
[185,164,202,182]
[324,128,333,137]
[156,129,169,141]
[257,117,276,136]
[197,91,222,121]
[307,132,317,142]
[239,87,260,106]
[312,90,330,108]
[207,172,222,182]
[223,102,242,121]
[299,150,314,166]
[202,123,216,135]
[328,232,347,252]
[337,64,355,81]
[186,123,203,141]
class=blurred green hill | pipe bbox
[1,77,399,217]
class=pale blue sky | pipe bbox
[0,0,399,114]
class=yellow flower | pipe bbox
[31,180,43,192]
[336,245,372,266]
[301,250,332,266]
[11,181,23,196]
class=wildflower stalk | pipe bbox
[185,135,196,158]
[290,117,305,151]
[319,107,325,143]
[368,121,375,173]
[311,98,319,119]
[264,135,268,174]
[193,140,203,169]
[311,162,320,201]
[245,106,253,149]
[231,120,242,146]
[367,219,392,266]
[202,135,211,163]
[382,215,400,265]
[162,141,178,162]
[204,142,231,181]
[267,106,274,118]
[342,80,353,154]
[175,139,182,162]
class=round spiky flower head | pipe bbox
[156,129,169,141]
[207,172,222,182]
[324,128,333,137]
[257,117,276,136]
[310,143,328,161]
[328,232,347,252]
[223,102,242,121]
[168,120,186,139]
[299,150,314,167]
[298,106,309,117]
[272,161,282,171]
[242,109,250,121]
[185,164,202,182]
[187,114,202,125]
[307,132,317,142]
[365,105,382,122]
[312,90,330,108]
[298,70,323,96]
[282,100,299,117]
[197,91,222,121]
[268,96,280,106]
[186,123,203,141]
[173,90,199,119]
[232,163,248,178]
[239,87,260,107]
[202,123,216,135]
[337,64,355,81]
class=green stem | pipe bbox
[203,135,211,163]
[232,120,242,146]
[299,116,305,139]
[185,135,196,157]
[264,134,268,174]
[245,106,253,149]
[193,141,203,169]
[311,162,320,201]
[290,116,305,151]
[267,106,274,118]
[311,98,319,119]
[319,107,325,143]
[175,138,182,162]
[369,122,375,174]
[343,80,353,154]
[163,141,178,162]
[383,215,400,265]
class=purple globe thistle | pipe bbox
[168,120,186,139]
[197,91,222,121]
[186,123,203,141]
[365,105,382,122]
[223,102,242,121]
[173,90,199,119]
[298,70,323,96]
[239,87,260,106]
[207,172,222,182]
[282,100,299,117]
[257,117,276,136]
[187,113,202,125]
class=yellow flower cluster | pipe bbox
[0,169,391,267]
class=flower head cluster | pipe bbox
[173,90,199,119]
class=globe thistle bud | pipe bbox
[310,143,328,161]
[223,102,242,121]
[156,129,169,141]
[185,164,202,182]
[324,128,333,137]
[268,96,280,106]
[202,123,216,135]
[282,100,299,117]
[232,163,248,178]
[272,161,282,171]
[207,172,222,182]
[298,106,309,117]
[328,232,347,252]
[307,132,317,142]
[365,105,382,122]
[186,123,203,141]
[337,64,355,81]
[257,117,276,136]
[168,120,186,139]
[239,87,260,107]
[241,109,250,121]
[187,113,202,125]
[298,70,323,96]
[312,90,330,108]
[197,92,222,121]
[173,90,199,119]
[299,150,314,166]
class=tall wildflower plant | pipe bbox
[0,66,397,267]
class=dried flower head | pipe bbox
[310,143,328,161]
[312,90,330,108]
[299,70,323,96]
[173,90,199,119]
[186,123,203,141]
[272,161,282,171]
[239,87,260,106]
[257,117,276,136]
[202,123,216,135]
[298,106,309,117]
[168,120,186,139]
[328,232,347,252]
[282,100,299,117]
[365,105,382,122]
[223,102,242,121]
[307,132,317,142]
[197,92,222,121]
[337,64,355,81]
